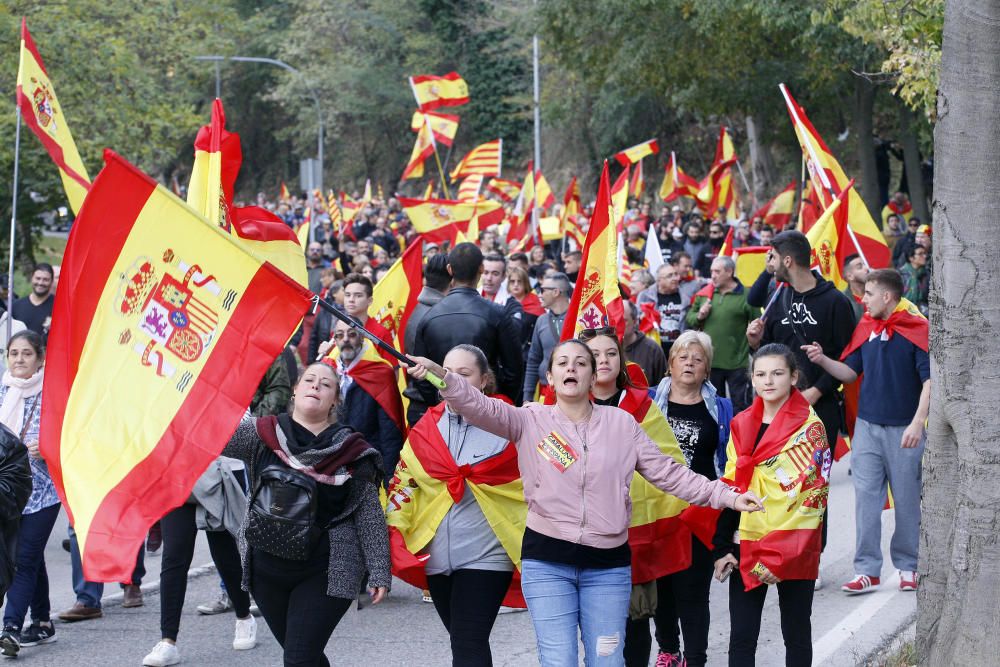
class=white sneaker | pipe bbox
[233,616,257,650]
[196,591,232,615]
[814,574,823,591]
[142,641,180,666]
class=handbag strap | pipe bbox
[19,395,39,441]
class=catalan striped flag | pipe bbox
[450,139,502,181]
[560,162,624,340]
[40,151,313,581]
[457,174,485,202]
[16,19,91,214]
[409,72,470,111]
[410,110,459,147]
[485,178,521,203]
[780,84,890,269]
[751,181,797,230]
[614,138,660,166]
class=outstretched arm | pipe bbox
[801,342,859,384]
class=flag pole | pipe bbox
[7,107,22,343]
[532,0,542,245]
[796,154,807,226]
[425,116,451,199]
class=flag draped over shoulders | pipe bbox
[40,151,313,581]
[386,403,526,607]
[841,297,928,360]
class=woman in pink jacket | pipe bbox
[408,340,762,666]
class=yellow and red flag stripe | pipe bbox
[457,174,485,202]
[560,162,624,340]
[621,388,692,582]
[387,403,526,606]
[410,110,459,147]
[485,178,521,203]
[399,197,504,244]
[751,180,796,231]
[780,84,890,269]
[696,127,737,218]
[533,166,556,210]
[559,177,586,248]
[16,19,91,214]
[279,181,291,201]
[409,71,470,111]
[368,241,425,354]
[628,161,645,199]
[614,138,660,166]
[450,139,502,181]
[401,118,437,180]
[40,151,312,581]
[805,181,857,290]
[659,151,700,202]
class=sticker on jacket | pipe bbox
[537,431,579,472]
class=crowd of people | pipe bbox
[0,186,931,667]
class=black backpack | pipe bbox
[244,463,322,561]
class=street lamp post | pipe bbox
[193,55,324,195]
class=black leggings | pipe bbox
[250,554,352,667]
[426,568,514,667]
[728,577,813,667]
[159,503,250,641]
[624,536,714,667]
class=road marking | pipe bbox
[812,571,901,665]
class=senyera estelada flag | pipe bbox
[41,151,313,581]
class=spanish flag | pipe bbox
[400,197,504,244]
[16,19,90,214]
[368,241,424,353]
[187,99,308,286]
[40,151,313,581]
[629,161,645,199]
[780,84,890,269]
[325,340,406,437]
[614,138,660,166]
[386,403,526,607]
[658,151,699,202]
[410,110,459,147]
[402,118,437,180]
[560,162,624,340]
[611,165,630,230]
[409,71,470,111]
[560,177,586,248]
[450,139,502,181]
[279,181,291,201]
[485,178,521,203]
[533,166,556,210]
[696,127,738,218]
[733,246,769,289]
[805,180,855,290]
[799,179,823,233]
[751,180,796,231]
[622,388,692,582]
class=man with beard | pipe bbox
[330,319,404,486]
[842,254,869,323]
[12,264,55,337]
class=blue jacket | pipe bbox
[653,377,733,477]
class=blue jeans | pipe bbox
[521,559,631,667]
[68,525,146,608]
[3,503,60,629]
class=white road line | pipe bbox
[812,572,902,665]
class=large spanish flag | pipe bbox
[409,72,470,111]
[387,403,526,607]
[622,387,692,582]
[399,197,504,244]
[560,162,624,340]
[40,151,313,581]
[187,99,308,286]
[450,139,502,180]
[780,84,889,269]
[15,19,90,214]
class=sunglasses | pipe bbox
[578,326,616,342]
[538,285,559,293]
[332,330,360,341]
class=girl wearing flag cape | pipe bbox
[387,344,527,666]
[407,343,763,666]
[712,344,830,667]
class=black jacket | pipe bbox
[761,277,856,400]
[0,425,32,606]
[339,383,403,486]
[412,286,524,406]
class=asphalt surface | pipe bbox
[0,454,915,666]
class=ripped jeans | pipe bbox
[521,559,631,666]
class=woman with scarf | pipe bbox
[0,331,58,657]
[407,341,763,666]
[221,361,390,667]
[580,329,698,667]
[712,344,830,667]
[388,344,526,666]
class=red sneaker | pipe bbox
[899,571,918,592]
[841,574,880,594]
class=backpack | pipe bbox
[244,463,322,561]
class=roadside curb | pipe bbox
[859,612,917,665]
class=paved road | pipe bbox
[1,454,914,666]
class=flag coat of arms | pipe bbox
[399,197,504,244]
[16,19,91,214]
[40,151,313,581]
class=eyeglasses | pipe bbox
[578,326,616,342]
[538,285,559,293]
[332,330,360,341]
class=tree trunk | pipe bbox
[898,102,931,224]
[852,76,882,224]
[918,2,1000,665]
[745,115,776,204]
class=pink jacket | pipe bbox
[440,372,739,549]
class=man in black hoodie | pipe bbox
[746,231,856,447]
